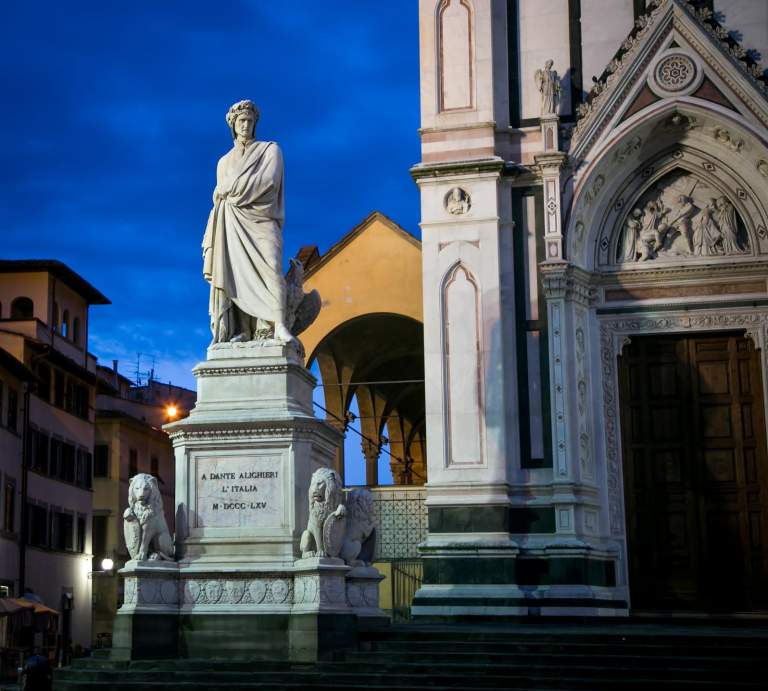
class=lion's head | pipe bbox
[128,473,163,520]
[308,467,343,515]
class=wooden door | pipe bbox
[619,333,768,612]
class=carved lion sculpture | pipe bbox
[300,467,346,559]
[340,489,376,567]
[123,473,174,561]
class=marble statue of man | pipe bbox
[202,99,293,343]
[535,60,560,116]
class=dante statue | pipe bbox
[535,60,561,116]
[202,100,319,344]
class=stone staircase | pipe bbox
[53,620,768,690]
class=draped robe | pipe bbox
[202,140,285,341]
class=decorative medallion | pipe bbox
[183,580,201,604]
[205,581,223,604]
[228,580,245,604]
[444,187,471,215]
[270,579,290,603]
[655,54,696,92]
[248,579,267,604]
[648,51,702,99]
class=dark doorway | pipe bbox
[619,333,768,612]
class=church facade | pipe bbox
[412,0,768,615]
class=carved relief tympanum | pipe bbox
[616,171,750,263]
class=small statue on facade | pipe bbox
[123,474,174,561]
[692,200,722,256]
[300,468,346,559]
[340,489,376,567]
[535,59,561,116]
[715,196,745,255]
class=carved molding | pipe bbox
[167,422,340,444]
[549,301,567,477]
[540,264,596,305]
[195,364,291,377]
[575,308,595,482]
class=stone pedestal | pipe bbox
[112,561,180,660]
[346,566,387,623]
[113,341,388,661]
[168,341,337,570]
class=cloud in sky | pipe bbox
[1,1,420,391]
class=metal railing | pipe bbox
[391,559,422,621]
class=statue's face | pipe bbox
[135,478,151,503]
[234,112,255,140]
[311,479,326,503]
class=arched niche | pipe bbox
[565,102,768,270]
[440,262,483,466]
[437,0,473,112]
[11,296,34,320]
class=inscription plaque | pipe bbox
[196,455,283,528]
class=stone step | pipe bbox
[363,628,768,646]
[363,639,767,657]
[343,649,765,669]
[51,673,764,691]
[53,666,765,689]
[54,688,558,691]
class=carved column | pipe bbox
[325,418,347,480]
[361,439,380,487]
[539,263,597,533]
[534,150,567,262]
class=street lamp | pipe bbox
[100,558,114,572]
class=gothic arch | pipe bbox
[436,0,474,112]
[565,101,768,270]
[440,262,483,467]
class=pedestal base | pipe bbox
[112,342,388,662]
[113,559,387,660]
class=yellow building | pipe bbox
[299,211,425,487]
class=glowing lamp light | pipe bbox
[165,404,179,419]
[101,558,114,572]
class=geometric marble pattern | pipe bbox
[361,487,427,560]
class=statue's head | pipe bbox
[545,59,554,70]
[226,99,260,141]
[308,467,343,509]
[128,473,162,512]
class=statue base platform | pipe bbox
[112,342,387,662]
[112,558,386,661]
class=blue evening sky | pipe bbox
[1,1,420,393]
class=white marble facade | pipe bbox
[415,0,768,616]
